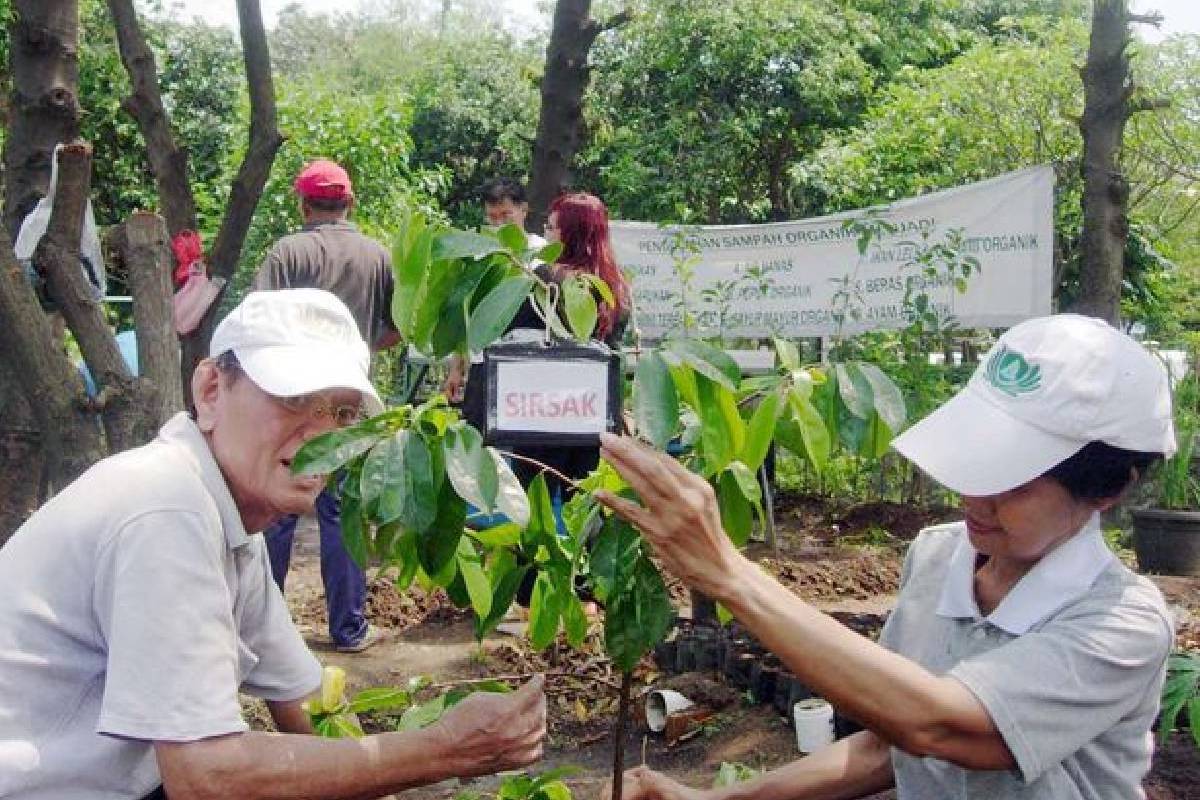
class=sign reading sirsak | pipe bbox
[612,166,1054,339]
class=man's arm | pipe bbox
[595,435,1014,771]
[156,675,546,800]
[267,698,314,735]
[614,732,893,800]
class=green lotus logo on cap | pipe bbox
[985,344,1042,396]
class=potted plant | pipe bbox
[1131,372,1200,576]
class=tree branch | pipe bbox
[116,211,182,423]
[35,142,158,452]
[106,0,198,236]
[1128,96,1171,116]
[206,0,284,283]
[1128,12,1163,26]
[37,143,130,392]
[180,0,284,403]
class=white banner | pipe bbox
[612,166,1055,339]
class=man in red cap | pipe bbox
[253,158,399,653]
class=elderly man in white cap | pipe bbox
[0,289,546,800]
[596,314,1175,800]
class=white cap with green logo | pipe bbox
[892,314,1176,496]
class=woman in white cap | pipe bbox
[596,314,1175,800]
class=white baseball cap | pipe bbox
[892,314,1175,496]
[210,289,384,416]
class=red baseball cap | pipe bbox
[294,159,354,201]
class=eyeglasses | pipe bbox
[270,393,366,428]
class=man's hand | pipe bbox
[603,767,706,800]
[432,674,547,777]
[595,433,744,601]
[444,355,467,402]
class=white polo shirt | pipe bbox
[879,518,1173,799]
[0,413,322,798]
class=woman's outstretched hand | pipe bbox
[594,433,745,602]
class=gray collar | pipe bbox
[935,514,1114,634]
[158,413,252,550]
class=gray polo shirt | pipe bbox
[0,413,321,798]
[879,519,1173,799]
[253,220,396,349]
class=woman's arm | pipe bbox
[596,434,1014,770]
[616,731,894,800]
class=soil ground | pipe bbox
[254,494,1200,800]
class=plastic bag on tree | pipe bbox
[14,143,107,305]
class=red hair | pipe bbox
[548,192,629,340]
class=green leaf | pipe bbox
[329,715,365,738]
[432,229,508,262]
[741,390,782,471]
[391,217,434,335]
[535,241,564,265]
[340,492,369,568]
[417,480,466,579]
[444,425,499,512]
[773,337,801,371]
[789,389,831,474]
[528,573,563,650]
[605,555,675,673]
[589,515,641,604]
[292,425,384,476]
[458,545,493,619]
[695,374,742,474]
[361,431,437,533]
[468,274,536,352]
[585,273,616,307]
[497,223,527,252]
[468,522,522,548]
[561,591,589,648]
[410,259,466,353]
[633,350,679,448]
[563,276,599,341]
[475,560,530,641]
[854,362,907,434]
[835,363,874,420]
[667,338,741,390]
[717,469,754,547]
[492,450,531,527]
[397,696,448,730]
[523,474,569,565]
[348,687,412,715]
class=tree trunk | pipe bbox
[526,1,630,232]
[117,212,183,424]
[35,142,161,453]
[1073,1,1132,325]
[1072,1,1166,324]
[3,0,81,240]
[0,226,105,517]
[179,0,283,403]
[106,0,198,237]
[0,0,83,543]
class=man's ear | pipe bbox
[192,359,222,433]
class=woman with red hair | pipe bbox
[503,192,630,504]
[544,192,630,347]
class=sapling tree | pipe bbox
[291,216,910,797]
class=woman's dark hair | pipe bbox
[1045,441,1161,501]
